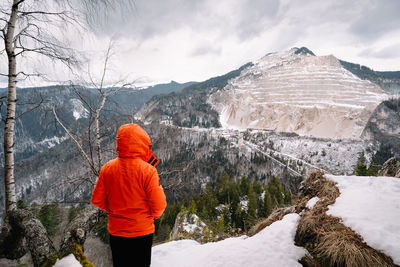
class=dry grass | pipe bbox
[295,171,395,267]
[318,230,394,267]
[298,170,340,201]
[298,253,321,267]
[248,206,295,237]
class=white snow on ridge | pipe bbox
[152,213,307,267]
[326,174,400,265]
[70,99,89,120]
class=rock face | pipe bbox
[208,48,389,139]
[378,157,400,178]
[361,98,400,161]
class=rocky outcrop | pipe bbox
[361,98,400,164]
[169,211,208,242]
[378,157,400,178]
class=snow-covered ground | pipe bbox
[152,213,307,267]
[326,175,400,265]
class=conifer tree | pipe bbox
[239,176,251,196]
[268,176,284,205]
[263,189,273,217]
[245,186,257,230]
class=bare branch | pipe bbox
[159,161,195,189]
[14,30,79,67]
[19,11,70,17]
[16,71,41,77]
[87,112,94,166]
[71,84,94,112]
[11,0,25,9]
[52,107,99,177]
[15,94,44,120]
[99,42,113,94]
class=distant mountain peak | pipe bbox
[293,47,315,56]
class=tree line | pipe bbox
[153,173,292,243]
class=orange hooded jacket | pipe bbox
[92,124,167,237]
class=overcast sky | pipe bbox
[2,0,400,87]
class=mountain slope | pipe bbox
[0,82,194,213]
[208,48,389,139]
[340,60,400,95]
[136,63,253,128]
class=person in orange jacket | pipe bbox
[92,123,167,267]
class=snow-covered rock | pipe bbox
[54,254,82,267]
[326,174,400,265]
[209,48,389,139]
[170,212,207,242]
[152,213,306,267]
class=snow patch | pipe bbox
[306,196,319,209]
[70,99,89,120]
[54,254,82,267]
[182,214,206,234]
[240,199,248,211]
[152,213,307,267]
[38,135,68,148]
[326,175,400,265]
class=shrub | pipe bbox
[68,205,82,223]
[38,203,61,236]
[94,215,109,244]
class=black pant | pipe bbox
[109,233,153,267]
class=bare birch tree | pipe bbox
[53,42,134,182]
[0,1,133,265]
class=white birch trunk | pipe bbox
[95,95,107,169]
[3,0,20,212]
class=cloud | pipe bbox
[3,0,399,87]
[190,43,222,57]
[349,0,400,40]
[70,0,400,82]
[359,43,400,59]
[96,0,282,42]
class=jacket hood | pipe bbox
[116,124,151,159]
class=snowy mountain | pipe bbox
[2,47,398,215]
[0,82,195,215]
[208,48,390,139]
